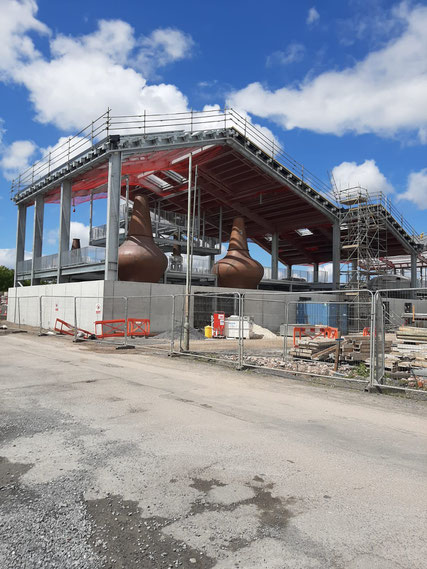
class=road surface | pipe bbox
[0,332,426,568]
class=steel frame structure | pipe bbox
[10,109,424,289]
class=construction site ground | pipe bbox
[0,330,426,569]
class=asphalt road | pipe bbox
[0,332,426,568]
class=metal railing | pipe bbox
[10,108,335,204]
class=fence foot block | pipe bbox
[116,345,135,350]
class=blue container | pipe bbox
[296,302,348,335]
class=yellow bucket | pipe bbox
[204,325,213,338]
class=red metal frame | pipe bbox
[127,318,150,336]
[293,325,339,347]
[54,318,92,339]
[95,319,126,338]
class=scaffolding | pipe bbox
[338,187,389,330]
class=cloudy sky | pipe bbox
[1,0,427,269]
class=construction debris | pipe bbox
[289,338,336,360]
[384,326,427,374]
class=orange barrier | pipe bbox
[293,325,339,347]
[54,318,92,339]
[362,327,370,336]
[95,318,151,339]
[127,318,150,336]
[95,319,126,338]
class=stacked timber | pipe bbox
[341,336,370,362]
[289,338,337,361]
[383,326,427,372]
[396,326,427,343]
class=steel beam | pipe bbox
[105,152,122,280]
[332,221,340,289]
[31,195,44,285]
[411,251,418,288]
[14,204,27,286]
[313,262,319,283]
[57,180,72,283]
[271,232,279,280]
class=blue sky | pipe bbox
[1,0,427,270]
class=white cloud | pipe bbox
[137,28,194,76]
[306,7,320,26]
[332,159,394,196]
[0,139,37,180]
[46,222,90,248]
[0,4,193,131]
[0,0,49,78]
[228,4,427,141]
[0,248,31,269]
[398,168,427,210]
[266,44,305,67]
[69,221,90,247]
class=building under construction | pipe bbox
[10,109,424,289]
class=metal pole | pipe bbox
[189,166,198,278]
[369,292,376,389]
[39,295,43,335]
[170,295,175,355]
[183,155,193,351]
[238,293,244,369]
[124,176,129,237]
[124,297,128,347]
[89,190,94,243]
[283,302,290,360]
[73,296,78,342]
[218,206,223,247]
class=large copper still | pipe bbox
[118,193,168,283]
[212,217,264,289]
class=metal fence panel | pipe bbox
[374,287,427,392]
[240,289,372,385]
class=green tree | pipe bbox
[0,266,14,292]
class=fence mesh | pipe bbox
[374,288,427,391]
[9,286,427,394]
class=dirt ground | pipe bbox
[0,330,426,568]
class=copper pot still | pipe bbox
[118,194,168,283]
[212,217,264,289]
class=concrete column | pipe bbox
[271,232,279,280]
[313,262,319,283]
[332,221,340,289]
[31,195,44,285]
[105,152,122,281]
[14,204,27,286]
[57,180,72,283]
[287,264,292,280]
[410,252,418,288]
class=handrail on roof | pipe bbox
[9,108,421,244]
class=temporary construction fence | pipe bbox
[7,287,427,395]
[372,287,427,393]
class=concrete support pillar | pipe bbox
[410,252,418,288]
[14,204,27,286]
[31,195,44,285]
[287,264,292,280]
[332,221,340,289]
[105,152,122,281]
[271,232,279,280]
[57,180,72,283]
[313,262,319,283]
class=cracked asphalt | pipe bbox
[0,332,426,568]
